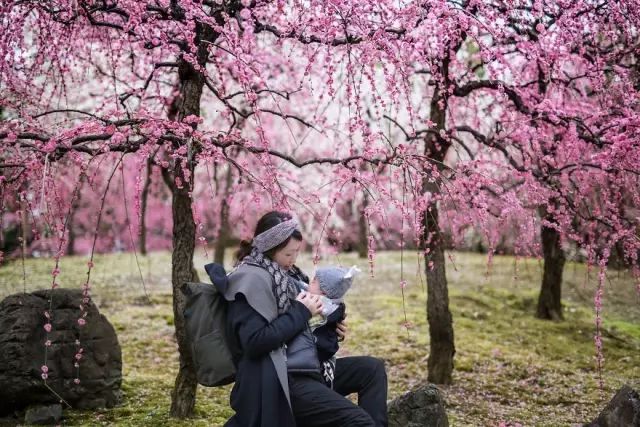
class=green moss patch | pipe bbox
[1,250,638,426]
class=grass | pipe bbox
[1,249,639,426]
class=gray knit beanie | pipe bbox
[315,266,360,299]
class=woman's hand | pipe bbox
[336,312,348,342]
[296,291,323,316]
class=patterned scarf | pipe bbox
[242,247,299,314]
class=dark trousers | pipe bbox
[290,356,388,427]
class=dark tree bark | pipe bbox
[213,165,233,265]
[166,16,218,418]
[422,79,455,385]
[139,158,152,256]
[213,216,230,265]
[65,208,77,256]
[534,64,566,321]
[356,191,369,259]
[536,210,565,320]
[66,177,84,256]
[20,194,32,254]
[423,201,455,384]
[168,169,199,418]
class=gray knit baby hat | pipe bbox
[315,266,360,299]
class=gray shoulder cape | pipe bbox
[224,264,291,409]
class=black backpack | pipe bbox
[181,263,235,387]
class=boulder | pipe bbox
[388,383,449,427]
[585,385,640,427]
[24,404,63,425]
[0,289,122,415]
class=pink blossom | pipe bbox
[182,115,203,125]
[1,0,639,394]
[77,318,86,326]
[239,8,252,21]
[44,323,52,332]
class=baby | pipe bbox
[301,265,360,386]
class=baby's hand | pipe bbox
[336,317,348,342]
[296,291,324,316]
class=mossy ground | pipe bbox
[1,250,638,426]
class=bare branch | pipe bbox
[253,21,407,46]
[454,125,527,173]
[120,62,180,103]
[454,80,531,114]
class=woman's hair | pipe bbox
[235,211,303,263]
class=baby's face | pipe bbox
[308,277,323,295]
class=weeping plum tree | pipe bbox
[369,0,640,381]
[2,0,640,415]
[0,0,455,415]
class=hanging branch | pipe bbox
[120,161,151,302]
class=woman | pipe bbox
[219,211,388,427]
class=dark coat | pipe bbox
[223,274,311,427]
[284,324,322,375]
[288,266,346,363]
[313,303,346,362]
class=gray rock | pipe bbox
[388,383,449,427]
[585,385,640,427]
[24,404,62,425]
[0,289,122,415]
[0,414,20,426]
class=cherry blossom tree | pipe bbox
[1,0,434,415]
[2,0,639,416]
[351,0,640,383]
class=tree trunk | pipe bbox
[536,221,565,320]
[20,196,31,256]
[139,159,152,256]
[423,202,455,384]
[168,172,199,418]
[534,67,565,321]
[422,79,455,385]
[214,165,233,265]
[66,209,76,256]
[168,19,214,416]
[213,207,229,265]
[357,192,369,259]
[66,177,84,256]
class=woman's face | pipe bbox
[272,238,302,270]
